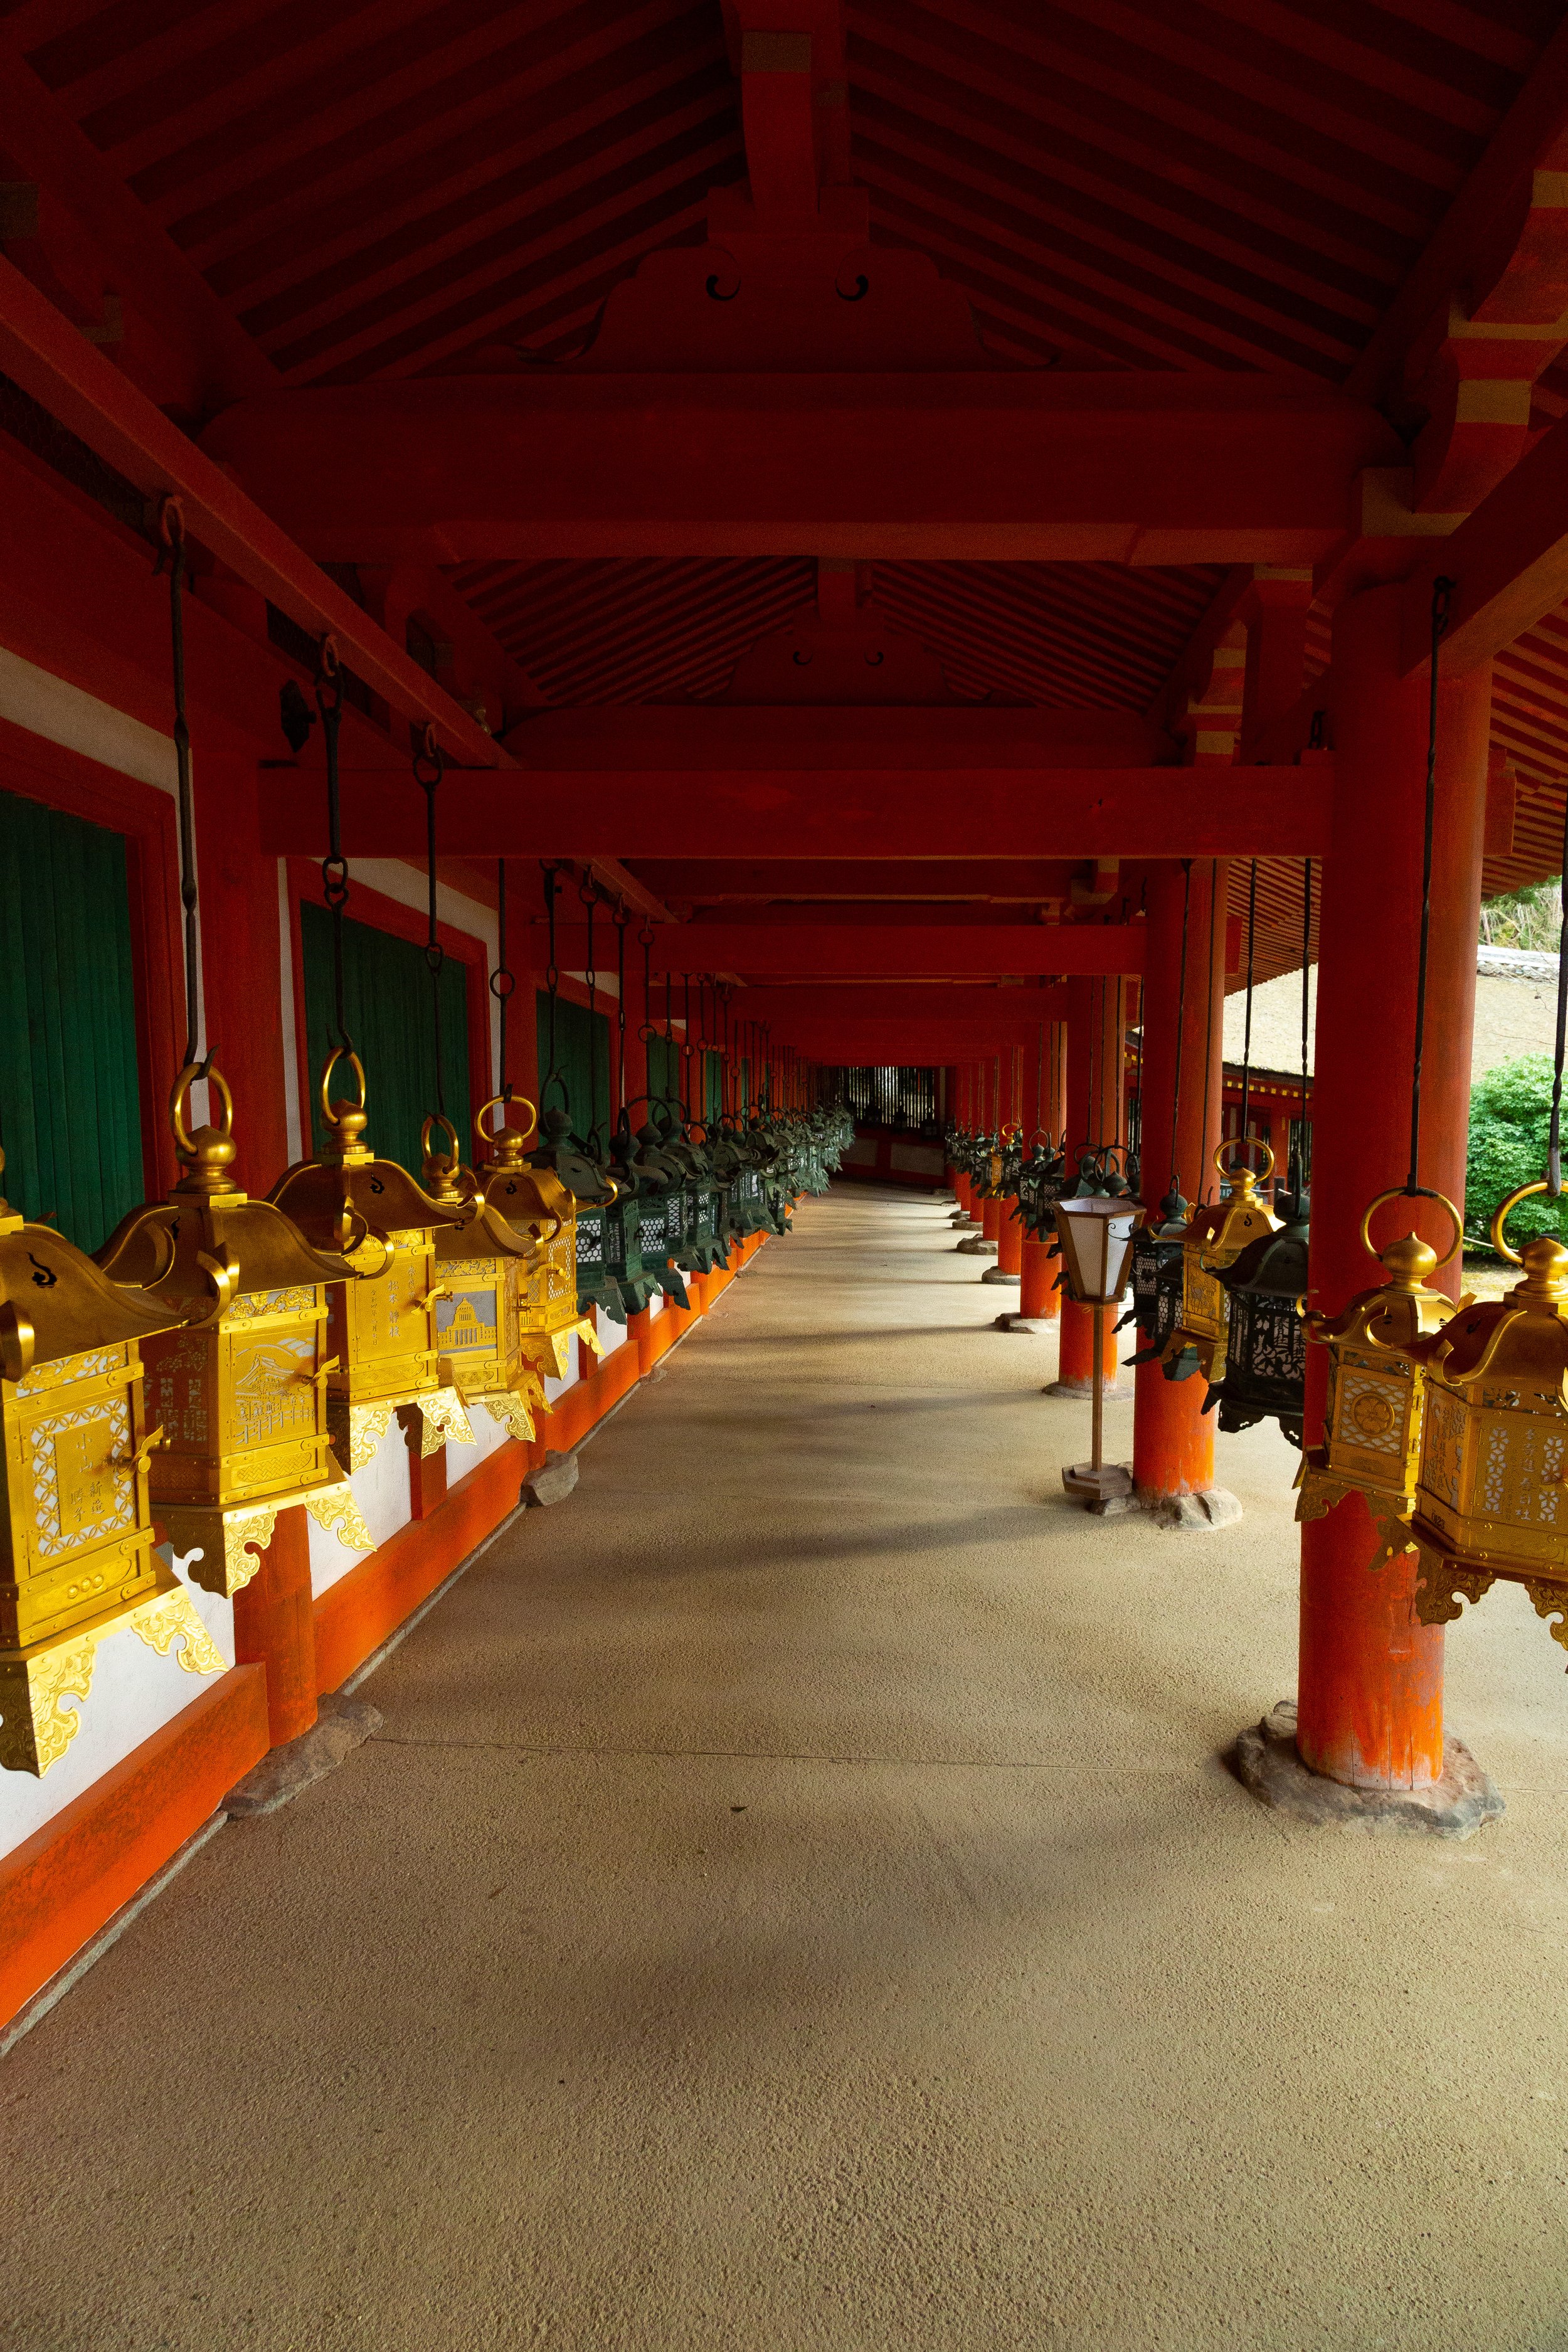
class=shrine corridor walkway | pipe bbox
[6,1183,1568,2352]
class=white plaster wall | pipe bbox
[0,1550,235,1860]
[307,1422,411,1597]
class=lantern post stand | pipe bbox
[1054,1192,1141,1514]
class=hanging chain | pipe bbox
[613,901,629,1118]
[1406,576,1456,1195]
[1550,798,1568,1197]
[541,862,561,1103]
[1168,861,1192,1195]
[490,858,516,1099]
[156,497,205,1073]
[1199,860,1218,1199]
[1239,857,1258,1149]
[1297,857,1311,1194]
[413,725,445,1118]
[581,877,598,1149]
[316,634,352,1056]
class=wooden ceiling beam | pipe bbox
[262,764,1332,859]
[200,374,1403,566]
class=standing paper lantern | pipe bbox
[1053,1192,1143,1510]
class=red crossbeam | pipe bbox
[263,766,1331,859]
[202,376,1402,567]
[0,257,508,768]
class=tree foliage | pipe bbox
[1466,1054,1568,1251]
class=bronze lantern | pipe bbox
[268,1050,477,1473]
[475,1097,602,1387]
[419,1111,550,1446]
[1295,1187,1462,1566]
[1160,1139,1281,1384]
[95,1063,373,1599]
[0,1148,224,1777]
[1406,1185,1568,1659]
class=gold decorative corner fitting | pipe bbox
[0,1578,225,1777]
[419,1385,477,1458]
[302,1470,374,1555]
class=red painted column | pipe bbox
[232,1504,318,1747]
[1058,975,1129,1396]
[1132,859,1228,1500]
[1296,582,1490,1790]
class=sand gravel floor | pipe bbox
[4,1182,1568,2352]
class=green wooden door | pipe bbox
[0,789,144,1251]
[300,903,470,1174]
[534,990,610,1148]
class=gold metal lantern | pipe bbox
[0,1151,223,1777]
[1406,1186,1568,1658]
[95,1064,373,1599]
[419,1110,550,1444]
[268,1050,476,1473]
[1161,1138,1281,1382]
[1295,1189,1463,1565]
[473,1096,601,1386]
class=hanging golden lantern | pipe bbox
[418,1110,549,1444]
[1295,1188,1462,1565]
[95,1064,373,1599]
[1160,1138,1281,1382]
[473,1096,602,1386]
[0,1149,225,1776]
[1405,1185,1568,1656]
[268,1050,477,1473]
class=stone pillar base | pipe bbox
[1044,1378,1130,1401]
[223,1693,381,1820]
[1232,1702,1503,1839]
[1138,1485,1242,1531]
[980,1264,1020,1285]
[993,1311,1049,1332]
[956,1236,998,1256]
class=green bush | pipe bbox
[1467,1054,1568,1250]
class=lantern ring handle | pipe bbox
[420,1112,460,1165]
[320,1046,367,1129]
[475,1091,539,1148]
[1489,1177,1562,1267]
[169,1059,233,1157]
[1359,1185,1462,1269]
[1212,1135,1275,1183]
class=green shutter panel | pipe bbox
[0,790,144,1252]
[300,904,470,1175]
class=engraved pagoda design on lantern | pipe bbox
[268,1050,477,1473]
[418,1106,552,1444]
[95,1063,373,1598]
[0,1147,224,1777]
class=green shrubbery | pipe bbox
[1466,1054,1568,1250]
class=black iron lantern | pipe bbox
[1202,1183,1311,1446]
[1121,1186,1192,1370]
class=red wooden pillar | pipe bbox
[232,1505,318,1745]
[1132,859,1228,1502]
[1296,583,1490,1790]
[1057,975,1128,1395]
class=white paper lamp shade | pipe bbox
[1052,1198,1142,1306]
